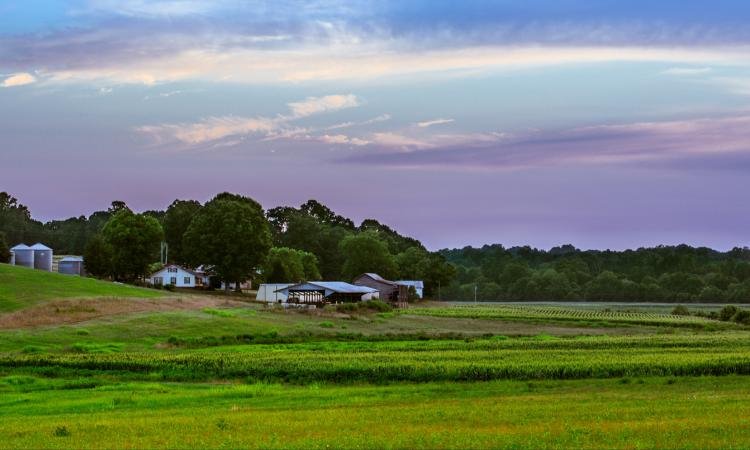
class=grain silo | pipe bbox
[10,244,34,268]
[58,256,85,276]
[30,243,53,272]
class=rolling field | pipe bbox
[1,270,749,448]
[0,264,162,312]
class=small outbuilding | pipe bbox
[256,283,294,303]
[58,256,85,276]
[396,280,424,299]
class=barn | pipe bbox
[353,273,400,301]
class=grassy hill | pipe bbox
[0,263,162,312]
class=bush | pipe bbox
[719,305,739,321]
[53,426,70,437]
[671,305,690,316]
[164,284,176,292]
[334,300,392,314]
[365,300,393,312]
[732,309,750,325]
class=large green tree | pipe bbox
[83,234,113,278]
[339,231,397,280]
[101,210,164,281]
[0,231,10,263]
[183,194,271,290]
[164,199,202,265]
[263,247,321,283]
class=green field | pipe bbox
[1,268,750,448]
[0,264,162,312]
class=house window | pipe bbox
[184,277,191,284]
[170,277,177,285]
[153,277,163,285]
[168,267,178,273]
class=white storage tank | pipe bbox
[30,243,53,272]
[10,244,34,268]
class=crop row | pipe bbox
[404,305,717,327]
[2,334,749,383]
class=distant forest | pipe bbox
[1,191,749,302]
[441,244,750,303]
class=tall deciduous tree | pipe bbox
[263,247,320,283]
[339,231,397,280]
[164,199,202,265]
[0,231,10,263]
[183,194,271,291]
[83,234,113,278]
[101,210,163,281]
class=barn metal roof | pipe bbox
[60,256,84,262]
[358,273,398,285]
[396,280,424,289]
[10,244,30,251]
[30,243,52,251]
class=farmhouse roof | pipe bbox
[149,264,199,277]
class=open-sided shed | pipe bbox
[275,282,377,305]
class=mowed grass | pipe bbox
[0,264,162,312]
[0,376,749,449]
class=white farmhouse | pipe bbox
[147,264,202,288]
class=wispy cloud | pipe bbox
[661,67,713,76]
[339,115,750,171]
[319,134,370,146]
[287,94,360,118]
[327,113,390,130]
[416,118,454,128]
[1,72,36,87]
[137,93,362,145]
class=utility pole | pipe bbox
[474,284,477,304]
[438,281,441,301]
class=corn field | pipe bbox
[2,334,749,383]
[404,305,720,327]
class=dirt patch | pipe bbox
[0,296,248,329]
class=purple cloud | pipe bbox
[337,115,750,171]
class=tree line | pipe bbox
[3,190,750,301]
[0,192,454,295]
[440,244,750,302]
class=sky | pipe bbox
[2,0,750,251]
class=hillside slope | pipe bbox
[0,264,162,312]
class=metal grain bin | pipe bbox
[10,244,34,268]
[30,243,53,272]
[58,256,84,276]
